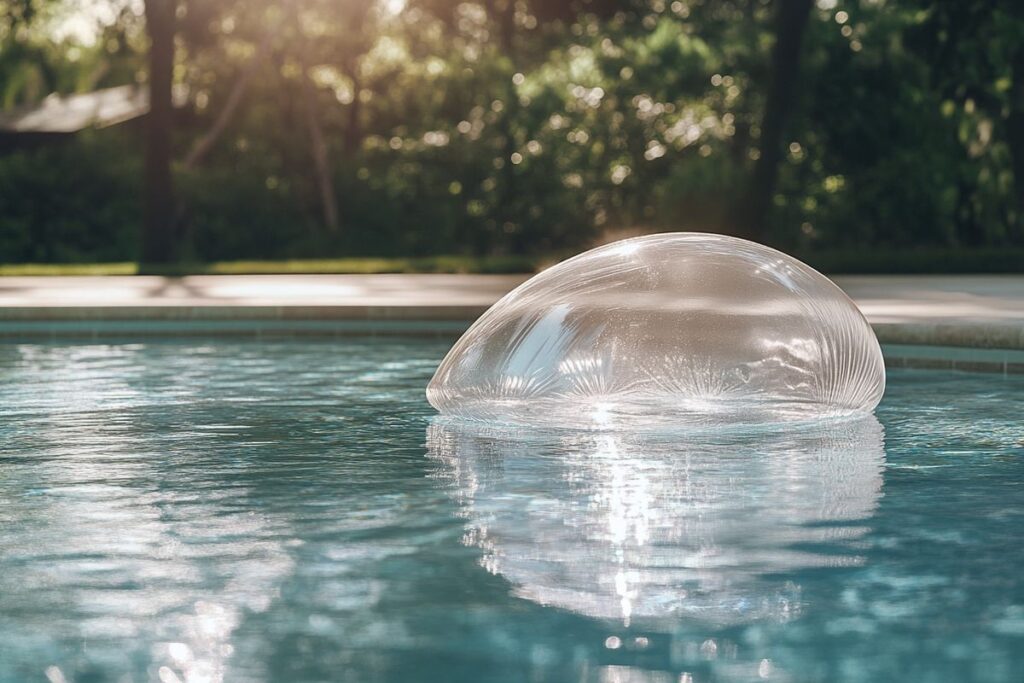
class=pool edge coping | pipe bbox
[1,307,1022,374]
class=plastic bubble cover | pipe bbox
[427,233,885,427]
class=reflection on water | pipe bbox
[0,343,298,682]
[3,340,1024,683]
[427,418,886,627]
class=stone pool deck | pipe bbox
[1,273,1022,372]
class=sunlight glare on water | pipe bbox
[1,338,1022,683]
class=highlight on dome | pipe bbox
[428,233,885,428]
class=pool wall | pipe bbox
[1,306,1022,375]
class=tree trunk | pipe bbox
[481,0,518,255]
[141,0,177,266]
[299,63,340,232]
[286,2,340,233]
[182,36,270,171]
[733,0,814,242]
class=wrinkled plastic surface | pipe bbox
[427,417,885,625]
[427,233,884,428]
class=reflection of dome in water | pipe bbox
[426,419,885,626]
[428,233,885,428]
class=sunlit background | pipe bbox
[0,0,1021,271]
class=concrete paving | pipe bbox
[0,273,1022,351]
[0,274,522,309]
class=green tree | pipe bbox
[141,0,176,266]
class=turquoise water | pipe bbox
[1,338,1022,683]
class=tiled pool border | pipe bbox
[881,344,1024,375]
[1,312,1022,375]
[0,318,473,338]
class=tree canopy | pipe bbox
[0,0,1021,265]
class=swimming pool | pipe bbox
[1,338,1022,682]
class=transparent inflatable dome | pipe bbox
[428,233,884,428]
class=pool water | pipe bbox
[1,338,1022,683]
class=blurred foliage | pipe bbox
[0,131,140,261]
[0,0,1022,268]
